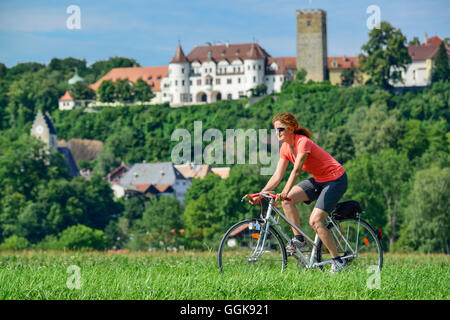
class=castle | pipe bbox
[160,42,296,106]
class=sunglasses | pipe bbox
[276,127,286,133]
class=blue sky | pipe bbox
[0,0,448,67]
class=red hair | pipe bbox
[272,112,312,138]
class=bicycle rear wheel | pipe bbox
[218,218,287,273]
[316,217,383,271]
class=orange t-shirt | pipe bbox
[279,134,345,182]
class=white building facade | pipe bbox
[161,42,296,106]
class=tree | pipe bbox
[69,82,96,100]
[340,68,355,87]
[431,42,449,83]
[97,80,115,102]
[359,21,411,88]
[114,79,132,102]
[141,196,184,250]
[352,98,402,156]
[398,119,428,160]
[408,37,421,46]
[132,78,153,102]
[295,69,307,84]
[396,166,450,253]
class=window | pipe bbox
[258,65,261,70]
[248,65,250,70]
[175,80,178,86]
[216,78,221,85]
[238,78,241,84]
[253,76,256,83]
[189,80,192,86]
[197,79,202,85]
[253,65,256,70]
[227,93,233,100]
[205,68,208,73]
[307,20,311,26]
[182,68,185,74]
[412,70,416,80]
[227,78,232,84]
[209,68,212,73]
[182,80,185,86]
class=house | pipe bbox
[391,34,450,88]
[327,56,369,87]
[109,162,191,203]
[90,66,168,105]
[161,41,296,106]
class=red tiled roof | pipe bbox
[426,36,442,46]
[153,184,172,193]
[408,45,441,61]
[59,90,74,101]
[267,56,297,74]
[328,57,360,69]
[186,42,271,64]
[90,66,168,92]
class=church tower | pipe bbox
[30,110,58,154]
[296,9,328,82]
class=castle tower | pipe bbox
[168,43,190,104]
[296,9,328,82]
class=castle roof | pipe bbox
[90,66,168,91]
[170,44,189,63]
[185,42,271,64]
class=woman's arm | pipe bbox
[277,152,309,201]
[249,158,288,204]
[261,158,289,192]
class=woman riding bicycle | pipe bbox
[249,112,349,272]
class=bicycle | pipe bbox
[217,191,383,273]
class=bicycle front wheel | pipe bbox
[316,217,383,271]
[218,218,287,274]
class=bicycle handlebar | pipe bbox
[241,191,291,202]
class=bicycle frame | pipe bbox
[252,194,359,269]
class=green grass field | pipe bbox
[0,251,448,300]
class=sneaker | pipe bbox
[330,257,348,273]
[286,238,309,256]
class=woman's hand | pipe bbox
[275,191,288,203]
[248,194,263,205]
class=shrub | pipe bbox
[0,235,30,250]
[57,224,107,250]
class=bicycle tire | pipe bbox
[316,217,383,271]
[218,218,287,273]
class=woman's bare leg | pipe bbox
[309,208,339,258]
[281,186,310,236]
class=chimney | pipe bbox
[424,32,428,45]
[216,41,221,46]
[225,41,230,48]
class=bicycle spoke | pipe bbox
[218,219,287,273]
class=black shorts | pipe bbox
[296,172,348,214]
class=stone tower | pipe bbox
[296,9,328,82]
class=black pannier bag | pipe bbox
[332,200,363,220]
